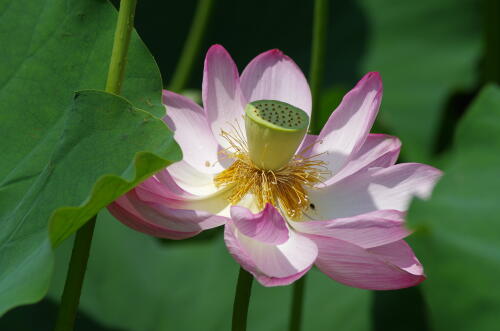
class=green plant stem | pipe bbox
[483,0,500,84]
[105,0,138,95]
[54,1,137,330]
[54,217,96,331]
[308,0,329,134]
[232,267,254,331]
[289,276,306,331]
[168,0,216,92]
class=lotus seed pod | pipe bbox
[244,100,309,170]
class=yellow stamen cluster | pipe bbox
[214,129,328,220]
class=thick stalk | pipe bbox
[54,218,96,331]
[168,0,216,92]
[54,1,137,330]
[289,276,306,331]
[105,0,138,95]
[308,0,329,134]
[232,267,254,331]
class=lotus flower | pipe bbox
[109,45,442,289]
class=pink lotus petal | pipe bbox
[135,176,231,217]
[133,165,220,202]
[224,220,317,285]
[126,190,227,231]
[240,49,312,115]
[230,204,289,245]
[164,161,221,196]
[255,268,312,287]
[128,161,231,218]
[108,44,439,292]
[311,236,425,290]
[297,133,318,155]
[291,209,409,249]
[108,191,227,240]
[108,202,199,240]
[312,72,383,174]
[367,240,424,276]
[325,134,401,185]
[308,163,443,218]
[202,45,247,148]
[162,90,223,174]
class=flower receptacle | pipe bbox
[244,100,309,170]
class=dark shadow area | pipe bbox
[433,87,479,155]
[371,286,430,331]
[113,0,369,89]
[0,298,123,331]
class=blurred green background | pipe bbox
[1,0,499,330]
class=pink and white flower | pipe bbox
[109,45,442,290]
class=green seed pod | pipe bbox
[244,100,309,170]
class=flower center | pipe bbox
[245,100,309,170]
[214,100,328,219]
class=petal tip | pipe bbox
[269,48,285,56]
[257,48,290,62]
[203,44,240,83]
[204,44,234,64]
[358,71,383,92]
[406,162,444,178]
[207,44,228,54]
[366,71,382,82]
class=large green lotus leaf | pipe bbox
[407,85,500,330]
[49,210,370,331]
[0,90,180,315]
[1,0,165,181]
[359,0,481,162]
[0,0,164,225]
[0,0,176,315]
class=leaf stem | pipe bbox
[289,276,307,331]
[168,0,216,92]
[232,267,254,331]
[54,1,137,330]
[308,0,329,134]
[105,0,138,95]
[54,217,96,331]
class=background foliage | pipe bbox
[1,0,498,330]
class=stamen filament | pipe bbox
[215,130,329,219]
